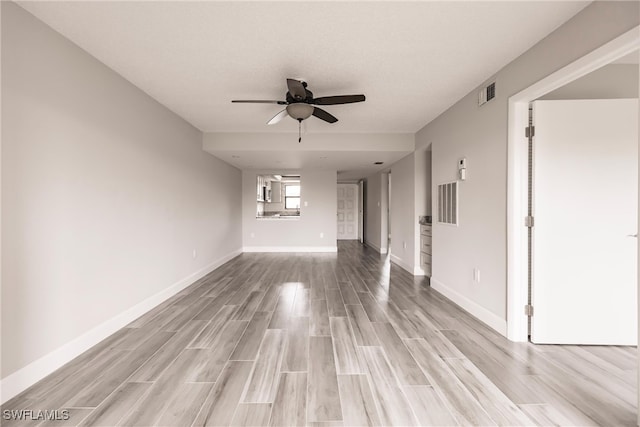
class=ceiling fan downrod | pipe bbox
[298,119,302,143]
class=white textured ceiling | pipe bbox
[18,1,590,136]
[18,1,591,179]
[202,132,415,180]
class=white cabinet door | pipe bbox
[531,99,638,345]
[271,181,281,203]
[337,184,358,240]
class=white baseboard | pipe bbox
[364,240,387,254]
[430,277,507,337]
[390,254,425,276]
[242,246,337,253]
[390,253,414,275]
[0,248,242,405]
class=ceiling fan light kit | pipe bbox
[286,103,314,120]
[232,78,366,142]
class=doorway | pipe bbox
[337,183,358,240]
[529,98,638,345]
[506,26,640,343]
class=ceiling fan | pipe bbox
[232,78,365,142]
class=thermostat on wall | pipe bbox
[459,158,467,181]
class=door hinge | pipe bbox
[525,304,534,317]
[525,216,534,228]
[525,125,535,139]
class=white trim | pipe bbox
[506,26,640,342]
[242,246,337,253]
[388,252,423,275]
[0,248,242,405]
[364,240,388,254]
[390,253,414,275]
[431,277,507,336]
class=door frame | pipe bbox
[358,180,365,243]
[506,26,640,343]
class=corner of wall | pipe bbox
[0,247,242,405]
[364,240,387,254]
[390,253,414,275]
[430,277,507,336]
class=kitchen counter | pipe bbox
[256,215,300,220]
[257,212,300,219]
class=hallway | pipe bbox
[2,241,637,426]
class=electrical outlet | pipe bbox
[192,249,197,259]
[320,232,324,238]
[250,232,255,238]
[473,268,481,283]
[403,241,407,249]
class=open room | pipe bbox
[1,1,639,426]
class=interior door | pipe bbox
[337,184,358,240]
[531,99,638,345]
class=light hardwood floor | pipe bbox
[2,241,637,426]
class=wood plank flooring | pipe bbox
[2,241,637,426]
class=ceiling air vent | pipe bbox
[478,81,496,106]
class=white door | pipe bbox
[531,99,638,345]
[337,184,358,240]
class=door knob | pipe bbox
[628,234,638,238]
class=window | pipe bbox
[256,174,301,219]
[438,181,458,225]
[285,184,300,209]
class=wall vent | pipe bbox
[437,181,458,226]
[478,82,496,106]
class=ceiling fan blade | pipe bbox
[312,107,338,123]
[312,94,366,105]
[287,79,307,100]
[232,100,287,105]
[267,109,288,125]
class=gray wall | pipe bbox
[420,150,432,216]
[390,153,416,273]
[242,170,337,250]
[1,2,242,381]
[364,171,389,253]
[413,148,431,272]
[413,1,639,326]
[541,63,638,100]
[381,173,389,254]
